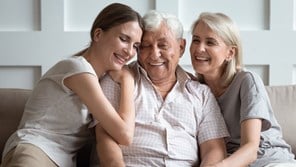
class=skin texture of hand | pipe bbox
[108,65,134,84]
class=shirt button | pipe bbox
[155,114,161,122]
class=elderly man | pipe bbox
[92,10,229,167]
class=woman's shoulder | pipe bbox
[53,56,93,73]
[42,56,96,81]
[234,70,263,86]
[233,69,267,98]
[57,56,88,67]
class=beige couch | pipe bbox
[0,88,92,166]
[0,86,296,165]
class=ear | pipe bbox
[93,28,103,42]
[179,38,186,58]
[226,46,236,61]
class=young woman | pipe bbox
[190,12,296,167]
[1,3,142,167]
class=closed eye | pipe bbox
[140,42,151,48]
[158,44,169,50]
[120,35,129,42]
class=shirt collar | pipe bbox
[132,61,191,88]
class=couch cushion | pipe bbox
[0,88,31,162]
[265,85,296,155]
[0,88,92,166]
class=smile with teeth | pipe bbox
[195,56,210,61]
[149,62,165,66]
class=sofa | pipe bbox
[0,88,92,166]
[1,85,296,165]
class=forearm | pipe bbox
[95,126,125,167]
[219,119,261,167]
[220,142,257,167]
[200,148,226,167]
[200,139,227,167]
[117,79,135,143]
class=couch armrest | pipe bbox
[0,88,32,163]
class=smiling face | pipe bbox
[190,21,234,79]
[93,21,142,71]
[138,23,185,84]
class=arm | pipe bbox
[94,68,135,166]
[199,138,227,167]
[215,119,262,167]
[95,125,125,167]
[64,67,135,145]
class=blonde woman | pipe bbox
[190,12,296,167]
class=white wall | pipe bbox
[0,0,296,89]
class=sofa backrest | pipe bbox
[0,86,295,162]
[0,88,92,166]
[0,88,31,162]
[265,85,296,155]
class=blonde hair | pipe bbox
[191,12,243,86]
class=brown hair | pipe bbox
[74,3,143,56]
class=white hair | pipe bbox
[142,10,183,39]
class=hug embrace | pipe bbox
[1,2,296,167]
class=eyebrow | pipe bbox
[192,35,199,39]
[157,37,169,42]
[192,35,217,41]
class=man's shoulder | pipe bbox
[186,79,212,95]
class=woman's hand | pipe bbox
[108,65,134,84]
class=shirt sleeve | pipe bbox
[197,86,229,144]
[240,72,272,131]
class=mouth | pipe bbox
[195,56,210,62]
[149,61,165,66]
[114,53,128,65]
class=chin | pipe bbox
[113,63,124,70]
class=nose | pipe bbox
[124,45,135,59]
[195,43,206,53]
[150,46,161,60]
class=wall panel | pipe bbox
[64,0,153,31]
[179,0,269,31]
[0,0,296,89]
[0,0,41,31]
[0,66,41,89]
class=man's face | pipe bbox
[138,23,185,83]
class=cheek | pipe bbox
[139,48,151,58]
[211,54,227,67]
[138,53,147,64]
[189,44,195,55]
[169,55,180,67]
